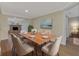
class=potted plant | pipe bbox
[28,25,34,32]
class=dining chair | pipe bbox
[42,36,62,56]
[0,41,1,56]
[11,33,34,56]
[0,47,1,56]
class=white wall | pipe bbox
[8,17,31,32]
[0,15,32,41]
[68,17,79,35]
[32,16,52,33]
[0,15,9,40]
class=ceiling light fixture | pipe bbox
[25,10,29,12]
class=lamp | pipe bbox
[71,22,79,34]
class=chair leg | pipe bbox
[31,51,34,56]
[12,48,16,56]
[57,53,59,56]
[42,51,49,56]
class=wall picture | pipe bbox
[40,18,52,29]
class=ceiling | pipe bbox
[66,4,79,18]
[0,2,78,19]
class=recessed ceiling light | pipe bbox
[25,10,29,12]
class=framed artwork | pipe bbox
[40,18,53,29]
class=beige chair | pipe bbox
[0,47,1,56]
[0,41,1,56]
[11,33,34,56]
[42,36,62,56]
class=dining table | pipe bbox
[20,32,56,56]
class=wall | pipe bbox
[0,11,67,45]
[31,15,52,33]
[31,11,67,45]
[68,17,79,35]
[65,4,79,37]
[0,15,32,41]
[0,15,9,41]
[8,17,31,32]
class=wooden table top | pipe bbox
[21,32,56,45]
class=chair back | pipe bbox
[11,33,26,55]
[0,42,1,56]
[49,36,62,56]
[0,48,1,56]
